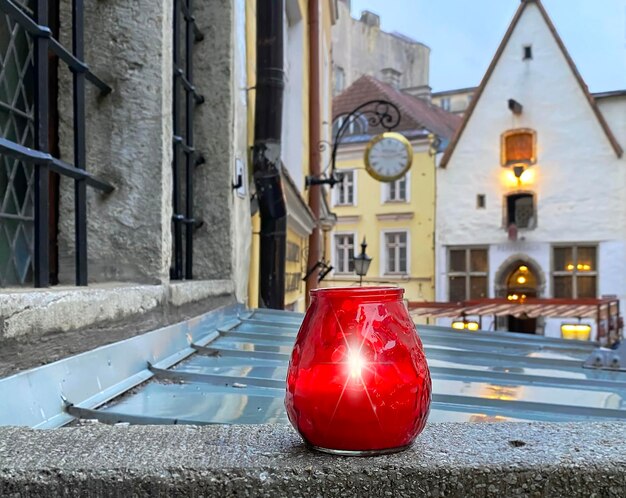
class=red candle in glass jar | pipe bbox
[285,287,431,455]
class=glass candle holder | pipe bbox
[285,287,431,456]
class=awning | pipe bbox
[408,298,623,344]
[408,298,620,320]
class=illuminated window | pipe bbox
[448,248,488,301]
[334,233,355,274]
[501,129,537,167]
[505,193,536,229]
[552,246,597,298]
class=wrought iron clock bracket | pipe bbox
[305,99,401,189]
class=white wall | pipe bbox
[435,2,626,338]
[282,5,305,188]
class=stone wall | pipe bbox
[332,1,430,94]
[55,0,251,295]
[1,423,624,497]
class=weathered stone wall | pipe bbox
[57,0,174,284]
[0,423,624,497]
[332,1,430,94]
[54,0,251,296]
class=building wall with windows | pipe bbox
[332,0,430,96]
[431,87,476,116]
[246,0,337,311]
[435,0,626,339]
[324,140,436,302]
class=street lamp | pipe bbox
[353,237,372,286]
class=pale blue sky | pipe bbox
[350,0,626,93]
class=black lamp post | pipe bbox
[353,237,372,286]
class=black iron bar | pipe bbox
[172,135,194,154]
[0,0,111,94]
[171,0,183,280]
[72,0,87,286]
[33,0,49,287]
[184,0,194,279]
[0,138,114,193]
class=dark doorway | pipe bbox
[505,264,537,334]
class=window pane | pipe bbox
[554,247,573,272]
[470,249,488,272]
[553,276,573,298]
[399,246,407,272]
[449,276,466,302]
[450,249,466,272]
[387,246,395,273]
[577,247,596,271]
[469,276,487,299]
[577,276,596,298]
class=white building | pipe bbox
[435,0,626,340]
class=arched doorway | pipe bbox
[505,264,538,333]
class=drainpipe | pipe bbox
[305,0,321,305]
[253,0,286,309]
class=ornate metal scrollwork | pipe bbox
[306,100,401,188]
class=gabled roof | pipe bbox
[333,75,461,141]
[440,0,623,168]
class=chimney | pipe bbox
[402,85,432,103]
[381,68,402,89]
[360,10,380,28]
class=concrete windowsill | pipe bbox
[0,280,234,339]
[0,423,624,497]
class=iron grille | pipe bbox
[0,0,34,286]
[171,0,204,280]
[0,0,113,288]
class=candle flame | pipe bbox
[347,349,365,380]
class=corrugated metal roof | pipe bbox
[1,305,625,428]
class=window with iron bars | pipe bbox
[170,0,205,280]
[0,0,112,288]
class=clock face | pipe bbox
[364,132,413,182]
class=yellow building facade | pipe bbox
[247,1,338,311]
[324,139,437,302]
[323,75,461,303]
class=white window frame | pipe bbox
[381,172,410,203]
[380,230,410,276]
[440,97,451,111]
[332,231,357,275]
[333,169,356,206]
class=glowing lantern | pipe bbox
[285,287,431,455]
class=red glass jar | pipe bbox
[285,287,431,455]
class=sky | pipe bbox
[349,0,626,93]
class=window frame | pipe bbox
[381,230,410,276]
[551,245,598,299]
[440,97,451,111]
[382,172,410,203]
[333,169,356,207]
[332,231,357,275]
[500,128,537,167]
[503,191,537,230]
[447,247,489,301]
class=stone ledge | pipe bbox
[0,423,624,497]
[0,280,233,339]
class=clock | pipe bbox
[364,132,413,182]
